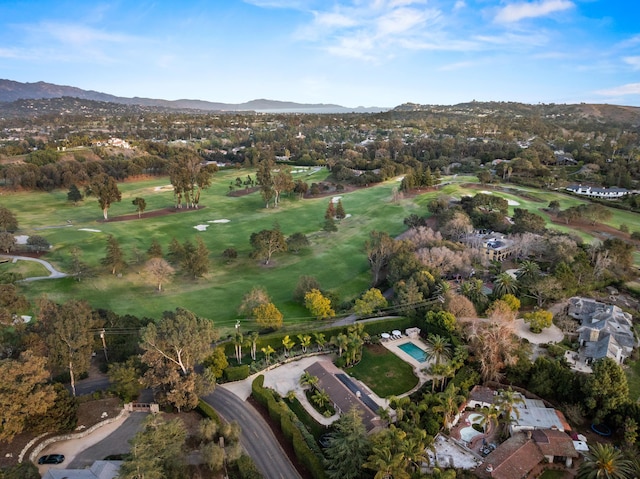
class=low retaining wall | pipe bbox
[24,408,128,463]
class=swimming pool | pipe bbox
[398,342,428,362]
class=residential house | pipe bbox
[481,234,515,262]
[43,461,122,479]
[510,396,571,434]
[566,184,629,198]
[568,297,636,364]
[481,430,578,479]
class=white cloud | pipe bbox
[623,56,640,70]
[453,1,466,10]
[494,0,574,23]
[313,11,358,29]
[596,83,640,96]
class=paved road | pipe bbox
[202,387,302,479]
[66,412,148,469]
[1,254,68,281]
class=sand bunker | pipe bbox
[78,228,102,233]
[15,235,29,245]
[345,213,352,218]
[208,219,231,224]
[194,225,209,231]
[332,196,342,203]
[153,185,173,191]
[480,190,493,195]
[507,199,520,206]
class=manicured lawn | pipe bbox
[539,469,569,479]
[0,258,50,278]
[347,344,418,398]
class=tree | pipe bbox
[433,383,466,429]
[282,335,295,357]
[272,167,294,207]
[238,286,271,318]
[119,414,187,479]
[494,388,525,437]
[314,332,327,351]
[168,154,216,209]
[250,226,287,264]
[335,199,346,220]
[232,331,243,364]
[305,288,335,320]
[523,309,553,333]
[248,331,260,360]
[526,276,562,307]
[0,350,56,443]
[132,197,147,218]
[493,272,518,298]
[577,442,634,479]
[67,183,83,205]
[486,299,518,322]
[582,358,629,422]
[89,173,121,220]
[477,170,492,185]
[142,257,174,292]
[333,333,349,357]
[365,231,397,286]
[460,279,489,311]
[253,302,283,330]
[0,284,29,325]
[140,308,218,411]
[324,215,338,232]
[354,288,388,317]
[0,232,16,253]
[26,234,50,252]
[293,275,321,303]
[202,347,228,381]
[38,298,98,396]
[147,239,163,259]
[261,345,275,364]
[325,200,337,219]
[512,208,546,234]
[324,407,372,479]
[286,232,309,253]
[107,357,143,402]
[181,236,210,278]
[69,246,90,282]
[0,206,18,232]
[101,235,126,275]
[256,158,275,208]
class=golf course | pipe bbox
[4,169,639,334]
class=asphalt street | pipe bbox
[202,387,302,479]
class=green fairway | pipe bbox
[10,169,419,332]
[8,172,640,333]
[347,344,418,398]
[0,258,50,278]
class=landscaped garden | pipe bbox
[346,344,419,398]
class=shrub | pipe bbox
[223,365,250,382]
[236,454,264,479]
[196,399,222,425]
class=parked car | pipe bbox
[38,454,65,464]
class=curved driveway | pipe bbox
[1,254,68,281]
[202,386,302,479]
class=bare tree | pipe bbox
[144,257,175,291]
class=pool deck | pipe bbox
[379,335,433,395]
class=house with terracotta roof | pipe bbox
[481,430,578,479]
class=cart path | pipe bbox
[1,254,68,281]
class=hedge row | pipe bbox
[224,364,250,381]
[236,454,264,479]
[251,375,327,479]
[195,398,222,425]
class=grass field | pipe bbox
[346,344,418,397]
[6,171,640,334]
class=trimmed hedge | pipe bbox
[224,364,250,382]
[251,375,327,479]
[360,317,416,336]
[195,398,222,425]
[236,454,264,479]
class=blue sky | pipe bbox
[1,0,639,107]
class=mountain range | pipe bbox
[0,79,387,114]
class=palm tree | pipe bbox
[363,446,408,479]
[313,332,327,351]
[425,334,452,366]
[297,333,312,353]
[346,333,364,366]
[282,335,295,357]
[434,383,466,429]
[261,345,275,365]
[300,371,319,391]
[248,331,259,361]
[493,272,518,298]
[232,331,243,364]
[312,388,331,409]
[479,405,500,435]
[494,388,525,437]
[333,333,349,357]
[460,279,489,310]
[577,442,634,479]
[400,429,431,474]
[516,260,541,285]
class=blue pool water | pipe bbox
[398,342,428,362]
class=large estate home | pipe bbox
[566,184,629,198]
[568,297,636,364]
[480,233,515,262]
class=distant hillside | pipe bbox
[0,79,386,113]
[392,101,640,126]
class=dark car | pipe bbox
[38,454,65,465]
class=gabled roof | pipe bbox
[531,429,579,458]
[468,385,496,405]
[485,433,543,479]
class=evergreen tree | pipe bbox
[147,239,163,258]
[335,199,346,220]
[325,200,337,219]
[102,235,126,275]
[67,184,82,205]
